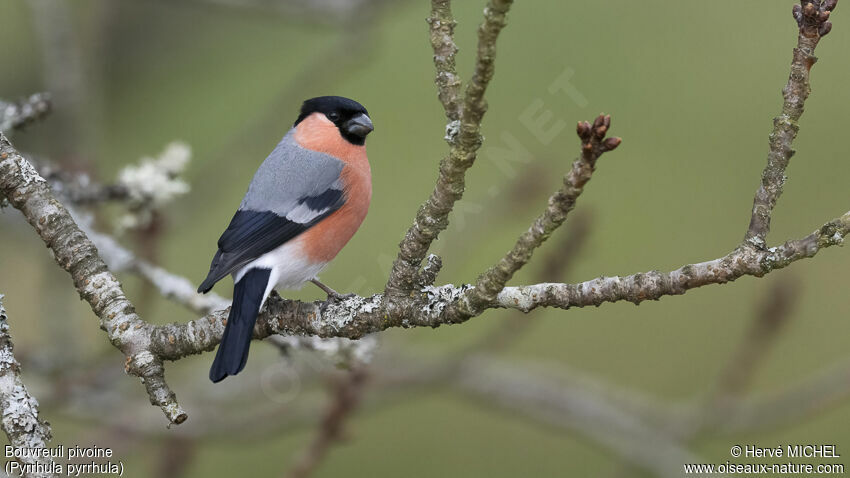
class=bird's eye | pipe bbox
[327,112,340,122]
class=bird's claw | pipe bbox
[310,279,355,302]
[327,292,357,302]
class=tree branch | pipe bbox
[450,357,700,478]
[0,93,52,132]
[0,133,187,425]
[146,205,847,365]
[445,116,620,320]
[711,277,797,402]
[427,0,462,121]
[77,216,230,316]
[712,356,850,435]
[744,0,837,248]
[284,367,368,478]
[385,0,514,294]
[3,1,848,433]
[0,295,56,478]
[39,165,131,206]
[494,212,848,312]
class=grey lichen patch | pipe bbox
[317,294,382,334]
[359,295,382,314]
[444,120,461,143]
[0,294,53,454]
[746,235,768,250]
[421,284,470,318]
[12,157,46,188]
[0,385,39,429]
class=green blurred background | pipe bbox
[2,0,850,476]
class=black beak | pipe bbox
[344,113,374,138]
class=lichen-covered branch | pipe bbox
[147,207,848,364]
[0,93,51,132]
[33,142,191,234]
[0,295,56,478]
[495,211,848,312]
[445,116,620,320]
[0,133,187,425]
[385,0,514,294]
[745,0,837,248]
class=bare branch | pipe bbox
[745,0,837,248]
[452,357,700,478]
[0,295,56,478]
[446,116,620,320]
[712,277,798,401]
[0,133,187,425]
[386,0,515,294]
[39,165,131,206]
[285,368,368,478]
[462,0,513,128]
[0,93,51,132]
[427,0,462,121]
[78,218,230,316]
[495,212,847,312]
[464,212,592,355]
[713,356,850,435]
[611,277,802,475]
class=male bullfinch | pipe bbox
[198,96,374,383]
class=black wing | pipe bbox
[197,190,344,293]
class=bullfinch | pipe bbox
[198,96,374,383]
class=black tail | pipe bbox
[209,268,271,383]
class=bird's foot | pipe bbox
[310,279,355,302]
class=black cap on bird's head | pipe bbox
[295,96,374,146]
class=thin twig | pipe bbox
[465,212,592,354]
[386,0,515,294]
[445,116,619,320]
[39,164,131,205]
[491,217,848,312]
[77,216,230,316]
[451,357,699,478]
[427,0,463,121]
[745,0,837,248]
[0,93,52,132]
[284,368,368,478]
[712,278,798,402]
